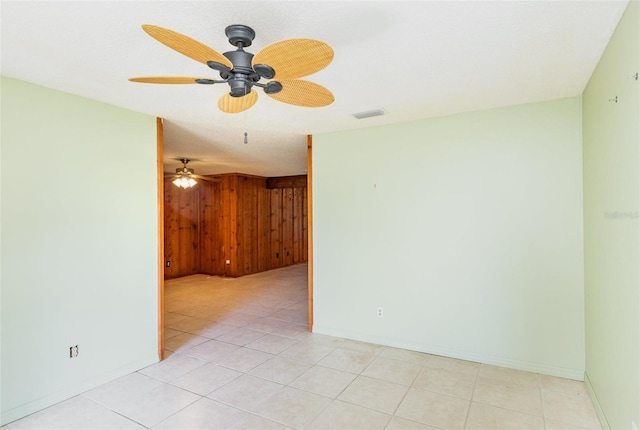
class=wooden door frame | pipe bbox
[307,135,314,332]
[157,117,165,360]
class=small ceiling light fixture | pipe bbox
[173,176,197,189]
[352,108,386,119]
[172,158,198,188]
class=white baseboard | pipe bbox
[313,325,585,380]
[584,372,610,430]
[0,354,158,426]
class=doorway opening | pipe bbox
[157,124,314,359]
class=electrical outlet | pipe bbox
[225,259,231,265]
[377,307,384,318]
[69,345,79,358]
[166,261,171,267]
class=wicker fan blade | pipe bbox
[129,76,206,84]
[253,39,333,79]
[267,79,334,107]
[218,91,258,113]
[142,25,233,68]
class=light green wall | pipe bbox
[0,77,159,425]
[313,97,585,378]
[583,1,639,429]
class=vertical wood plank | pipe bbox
[178,185,199,275]
[198,181,215,274]
[228,174,238,277]
[235,176,243,276]
[178,187,185,274]
[219,176,230,276]
[250,178,259,274]
[283,188,294,266]
[219,179,228,275]
[293,188,302,263]
[257,188,270,272]
[163,178,180,279]
[270,189,283,268]
[212,180,223,275]
[303,186,308,262]
[240,177,250,276]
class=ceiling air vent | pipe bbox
[352,109,386,119]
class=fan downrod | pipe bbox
[177,158,194,174]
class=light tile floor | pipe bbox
[4,264,601,429]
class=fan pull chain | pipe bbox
[244,132,248,144]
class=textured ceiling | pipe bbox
[1,1,628,177]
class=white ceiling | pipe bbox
[1,1,628,177]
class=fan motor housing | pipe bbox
[223,51,254,74]
[223,50,257,97]
[228,75,254,97]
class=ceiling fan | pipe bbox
[130,24,334,113]
[166,158,219,188]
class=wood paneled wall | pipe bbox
[164,181,200,278]
[164,173,307,279]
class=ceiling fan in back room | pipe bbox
[165,158,220,188]
[130,24,335,113]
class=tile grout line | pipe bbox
[539,373,549,430]
[80,395,151,430]
[384,351,431,424]
[462,367,481,429]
